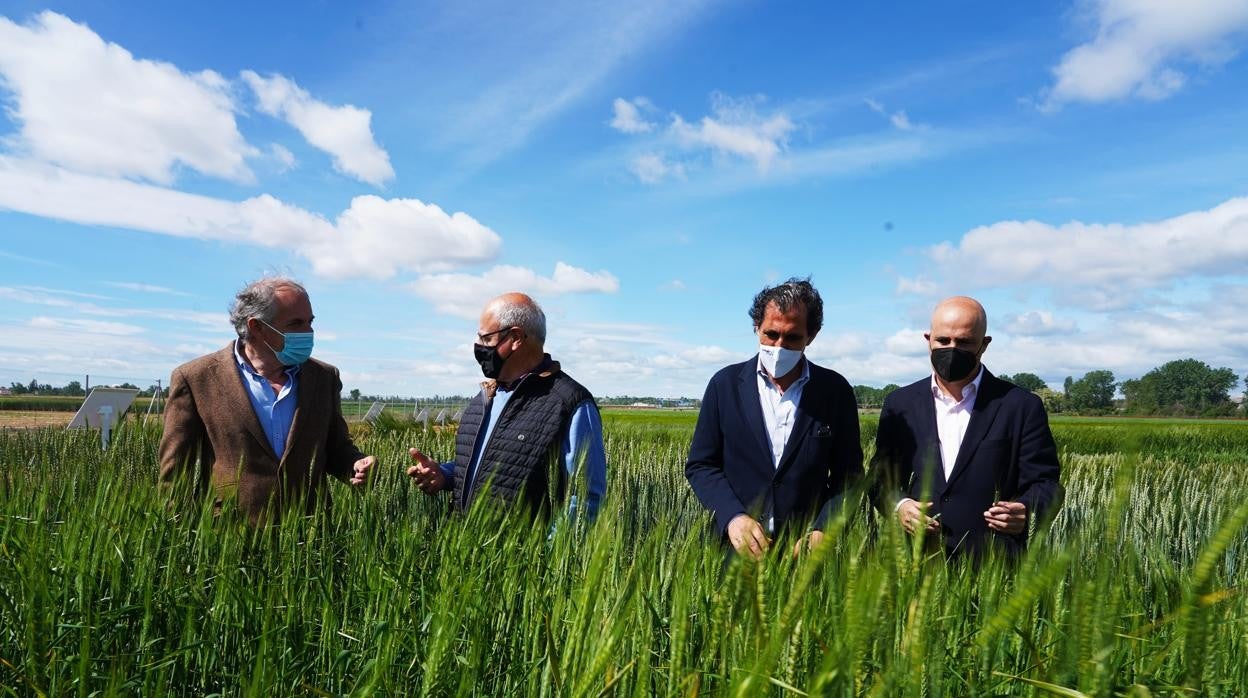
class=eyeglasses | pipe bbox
[476,326,518,344]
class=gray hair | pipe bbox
[229,276,307,338]
[490,296,547,344]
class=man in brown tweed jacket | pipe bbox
[159,277,375,521]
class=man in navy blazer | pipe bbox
[872,296,1062,558]
[686,278,863,558]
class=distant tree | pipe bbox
[63,380,85,397]
[853,384,900,408]
[8,381,28,395]
[1067,370,1116,413]
[349,388,362,401]
[1036,387,1065,414]
[1063,376,1074,396]
[1005,372,1047,392]
[1123,359,1239,415]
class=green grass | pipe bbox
[1,416,1246,695]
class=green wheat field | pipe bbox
[1,412,1246,696]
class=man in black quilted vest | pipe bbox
[406,292,606,521]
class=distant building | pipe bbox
[629,401,658,408]
[0,387,10,396]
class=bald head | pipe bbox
[482,292,547,345]
[930,296,987,340]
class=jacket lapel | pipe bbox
[736,359,774,473]
[915,382,946,494]
[942,372,1002,491]
[212,342,279,461]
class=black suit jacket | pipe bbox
[686,357,863,538]
[871,368,1063,556]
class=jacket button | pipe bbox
[517,434,526,442]
[941,495,949,503]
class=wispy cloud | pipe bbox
[610,97,656,134]
[430,0,713,166]
[864,98,922,131]
[105,282,192,297]
[0,285,225,330]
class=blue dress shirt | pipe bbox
[233,340,300,459]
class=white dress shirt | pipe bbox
[757,357,810,468]
[896,365,984,511]
[931,365,984,480]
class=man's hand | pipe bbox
[726,514,771,560]
[349,455,376,487]
[405,448,446,495]
[897,499,940,535]
[984,500,1027,535]
[792,530,825,559]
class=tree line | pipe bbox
[5,380,164,397]
[855,358,1245,417]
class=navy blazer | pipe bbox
[685,357,863,538]
[871,368,1063,556]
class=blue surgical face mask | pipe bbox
[259,319,314,366]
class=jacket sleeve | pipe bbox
[158,366,211,497]
[684,373,747,536]
[1014,394,1063,525]
[325,367,366,480]
[813,377,865,530]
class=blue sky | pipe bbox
[1,1,1246,398]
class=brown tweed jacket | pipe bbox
[158,343,365,521]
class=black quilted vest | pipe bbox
[453,359,595,516]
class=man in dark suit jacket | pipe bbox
[159,277,375,522]
[686,278,863,558]
[872,296,1062,558]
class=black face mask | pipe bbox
[931,347,979,382]
[473,342,508,379]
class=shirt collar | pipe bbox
[233,338,301,378]
[930,364,983,402]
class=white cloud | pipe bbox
[883,327,928,356]
[1045,0,1248,107]
[242,71,394,186]
[0,285,225,330]
[864,97,919,131]
[1003,310,1078,337]
[901,196,1248,309]
[661,279,687,291]
[0,157,501,279]
[28,316,145,336]
[629,152,684,183]
[269,143,297,172]
[105,282,191,296]
[409,262,620,318]
[0,11,255,184]
[669,93,794,172]
[895,276,939,296]
[610,97,655,133]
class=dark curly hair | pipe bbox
[748,277,823,336]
